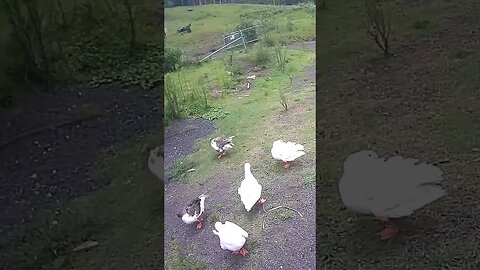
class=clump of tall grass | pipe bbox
[253,44,271,66]
[164,73,211,123]
[275,45,288,73]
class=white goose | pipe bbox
[271,140,305,168]
[211,135,235,158]
[177,194,208,229]
[339,150,446,240]
[148,146,163,180]
[212,221,249,256]
[238,163,266,211]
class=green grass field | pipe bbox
[165,3,315,57]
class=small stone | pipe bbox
[65,135,70,140]
[472,147,479,152]
[31,173,38,179]
[77,91,83,97]
[52,169,57,174]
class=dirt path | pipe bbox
[164,43,316,269]
[164,119,216,169]
[0,84,162,241]
[317,3,480,269]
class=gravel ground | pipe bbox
[164,119,216,169]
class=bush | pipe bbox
[164,46,184,73]
[263,32,277,47]
[253,44,271,66]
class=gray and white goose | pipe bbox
[211,135,235,158]
[177,194,208,229]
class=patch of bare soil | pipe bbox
[164,119,216,169]
[0,84,161,240]
[318,3,480,269]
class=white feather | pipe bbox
[212,221,248,252]
[339,150,446,218]
[271,140,305,162]
[238,163,262,212]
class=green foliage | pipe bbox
[164,45,184,73]
[287,20,294,32]
[235,20,258,42]
[223,55,243,88]
[0,0,161,97]
[263,32,277,47]
[165,76,182,120]
[164,73,213,122]
[195,106,229,121]
[275,46,288,73]
[279,88,288,111]
[253,44,271,66]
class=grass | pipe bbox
[165,3,315,57]
[165,239,208,270]
[166,47,315,184]
[318,0,480,269]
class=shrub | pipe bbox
[253,44,270,66]
[263,32,277,47]
[164,46,184,73]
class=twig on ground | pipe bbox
[262,203,303,229]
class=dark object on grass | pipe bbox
[177,22,192,34]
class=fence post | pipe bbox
[240,29,247,52]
